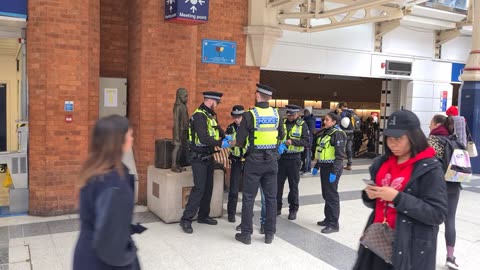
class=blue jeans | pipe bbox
[260,186,266,225]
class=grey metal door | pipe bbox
[99,77,127,117]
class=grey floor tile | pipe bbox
[0,264,7,270]
[0,228,8,246]
[47,219,80,234]
[463,186,480,194]
[251,211,357,270]
[257,190,362,208]
[0,248,8,265]
[132,211,161,224]
[8,226,23,239]
[22,222,49,238]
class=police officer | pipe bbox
[277,105,310,220]
[234,84,285,245]
[312,111,346,234]
[226,105,245,223]
[179,91,231,234]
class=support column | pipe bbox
[27,0,100,215]
[460,0,480,173]
[244,0,283,67]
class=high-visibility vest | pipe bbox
[249,107,279,150]
[283,118,304,153]
[188,108,219,146]
[228,124,243,158]
[315,128,344,163]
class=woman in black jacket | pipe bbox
[73,115,145,270]
[353,110,448,270]
[428,114,464,269]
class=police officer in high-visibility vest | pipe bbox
[180,91,232,234]
[226,105,245,223]
[234,84,285,245]
[312,111,346,234]
[277,104,310,220]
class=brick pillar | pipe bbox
[27,0,100,216]
[128,0,260,204]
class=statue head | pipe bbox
[175,88,188,105]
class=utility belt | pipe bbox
[280,152,301,160]
[245,149,277,161]
[189,150,216,162]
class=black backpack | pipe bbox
[344,110,361,131]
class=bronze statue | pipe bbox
[172,88,189,172]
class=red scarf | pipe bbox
[429,125,449,137]
[373,147,436,228]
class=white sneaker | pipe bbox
[446,257,459,270]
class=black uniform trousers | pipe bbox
[277,155,301,212]
[227,157,243,217]
[240,152,278,235]
[181,156,214,222]
[319,165,340,228]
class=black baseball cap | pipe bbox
[383,110,421,138]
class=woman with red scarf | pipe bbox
[353,110,448,270]
[428,115,464,270]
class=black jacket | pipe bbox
[353,155,448,270]
[189,103,225,153]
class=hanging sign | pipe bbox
[0,1,27,18]
[165,0,209,25]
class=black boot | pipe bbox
[265,234,274,244]
[259,224,265,234]
[235,233,251,245]
[288,210,297,220]
[179,221,193,234]
[228,215,236,223]
[198,217,218,225]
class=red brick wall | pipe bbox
[28,0,259,214]
[129,0,259,204]
[100,0,128,78]
[27,0,100,215]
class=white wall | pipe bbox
[404,81,453,135]
[266,25,470,83]
[382,27,435,58]
[441,35,472,63]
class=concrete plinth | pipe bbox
[147,165,224,223]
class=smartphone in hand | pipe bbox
[362,179,376,186]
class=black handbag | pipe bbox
[360,205,395,264]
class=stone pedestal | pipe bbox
[147,165,224,223]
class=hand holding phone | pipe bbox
[362,179,376,186]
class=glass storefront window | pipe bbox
[426,0,468,11]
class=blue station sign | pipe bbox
[451,62,465,83]
[165,0,209,25]
[201,39,237,65]
[0,0,27,18]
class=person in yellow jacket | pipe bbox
[312,111,346,234]
[180,91,231,234]
[233,83,285,245]
[226,105,245,223]
[277,104,310,220]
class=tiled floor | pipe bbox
[0,159,479,269]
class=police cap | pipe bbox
[256,84,275,96]
[285,104,302,115]
[203,91,223,102]
[231,105,245,116]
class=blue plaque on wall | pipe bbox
[201,39,236,65]
[0,0,27,18]
[165,0,209,25]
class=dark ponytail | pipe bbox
[431,114,454,135]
